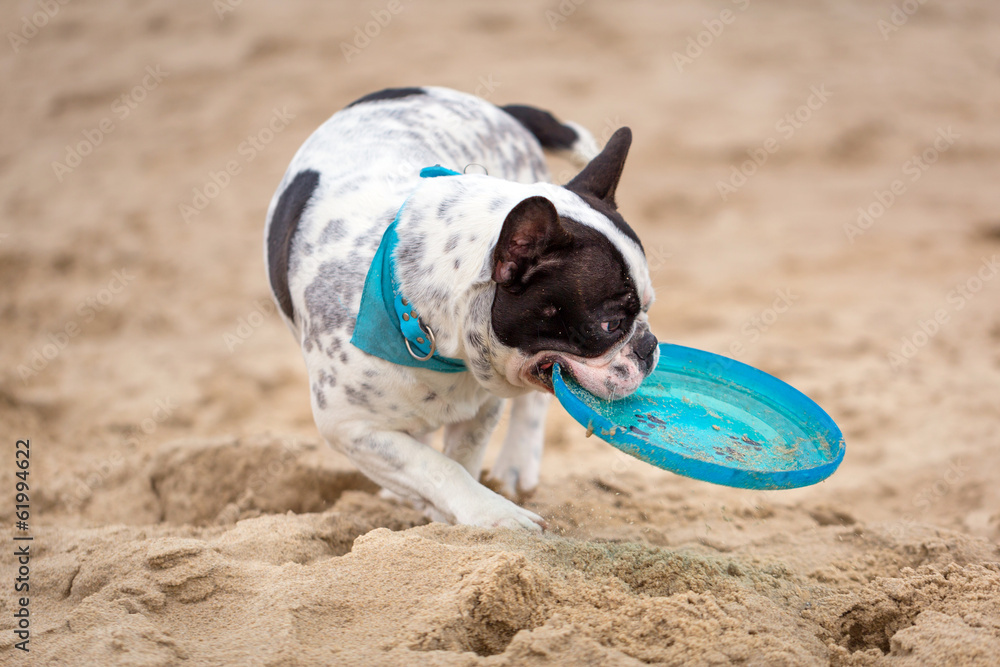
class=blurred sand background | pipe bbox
[1,0,999,664]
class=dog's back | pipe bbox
[264,87,556,335]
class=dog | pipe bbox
[265,87,658,531]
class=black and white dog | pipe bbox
[265,87,657,531]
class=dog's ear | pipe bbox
[493,196,572,289]
[565,127,632,209]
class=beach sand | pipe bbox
[1,1,998,664]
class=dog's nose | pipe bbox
[635,331,658,361]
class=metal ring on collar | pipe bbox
[405,320,436,362]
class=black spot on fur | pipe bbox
[396,236,426,274]
[444,233,460,253]
[267,170,320,319]
[353,227,382,251]
[319,218,348,245]
[346,87,426,108]
[359,382,383,397]
[368,436,403,469]
[317,368,337,388]
[466,330,491,369]
[302,260,366,353]
[501,104,578,150]
[471,357,493,378]
[344,385,373,409]
[312,383,327,410]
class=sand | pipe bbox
[1,0,999,664]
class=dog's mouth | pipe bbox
[528,357,561,393]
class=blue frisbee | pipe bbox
[552,343,845,490]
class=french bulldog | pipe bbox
[265,87,657,531]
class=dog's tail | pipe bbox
[501,104,600,168]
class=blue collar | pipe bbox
[350,165,468,373]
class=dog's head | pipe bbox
[489,128,658,400]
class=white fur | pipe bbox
[264,87,655,530]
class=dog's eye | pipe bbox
[601,319,622,333]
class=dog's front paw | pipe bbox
[455,489,545,533]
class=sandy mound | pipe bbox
[148,436,378,525]
[2,0,998,664]
[3,436,998,664]
[4,498,998,664]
